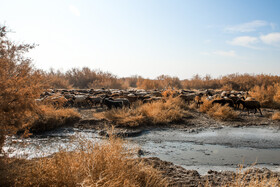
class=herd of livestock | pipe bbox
[36,88,263,115]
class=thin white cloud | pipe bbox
[260,32,280,45]
[213,50,236,57]
[69,5,80,16]
[227,36,258,48]
[225,20,267,33]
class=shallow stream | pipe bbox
[3,126,280,174]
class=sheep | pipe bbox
[124,94,138,103]
[179,94,196,105]
[143,97,162,104]
[87,96,103,107]
[236,100,262,115]
[73,95,91,108]
[113,98,131,108]
[245,97,256,101]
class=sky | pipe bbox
[1,0,280,79]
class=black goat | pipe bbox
[229,96,245,109]
[212,99,234,108]
[102,98,123,109]
[236,100,262,115]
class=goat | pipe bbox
[179,94,196,105]
[112,98,131,108]
[194,95,203,107]
[229,96,245,109]
[102,98,123,109]
[236,100,262,115]
[212,99,234,108]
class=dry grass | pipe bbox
[272,112,280,121]
[207,104,238,121]
[199,99,213,113]
[199,99,237,121]
[29,105,81,133]
[222,165,280,187]
[3,136,167,187]
[94,97,190,127]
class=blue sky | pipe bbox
[1,0,280,79]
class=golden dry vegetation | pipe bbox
[249,83,280,108]
[94,97,191,127]
[207,104,238,121]
[0,26,80,148]
[199,98,238,121]
[1,25,280,187]
[29,105,81,133]
[272,112,280,121]
[1,136,168,187]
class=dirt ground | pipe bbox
[138,157,280,186]
[74,107,280,136]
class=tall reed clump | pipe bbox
[95,97,189,127]
[13,136,168,187]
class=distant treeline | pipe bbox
[45,67,280,91]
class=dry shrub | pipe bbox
[95,97,187,127]
[272,112,280,121]
[41,94,68,108]
[100,108,145,127]
[14,137,167,187]
[273,84,280,104]
[249,84,280,108]
[136,79,161,90]
[207,104,237,121]
[161,89,178,98]
[221,84,233,91]
[199,99,213,113]
[189,102,198,110]
[0,25,45,150]
[139,100,183,124]
[29,105,81,133]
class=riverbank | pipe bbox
[2,106,280,186]
[1,155,280,186]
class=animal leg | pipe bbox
[259,108,263,116]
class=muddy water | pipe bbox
[127,127,280,174]
[3,126,280,174]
